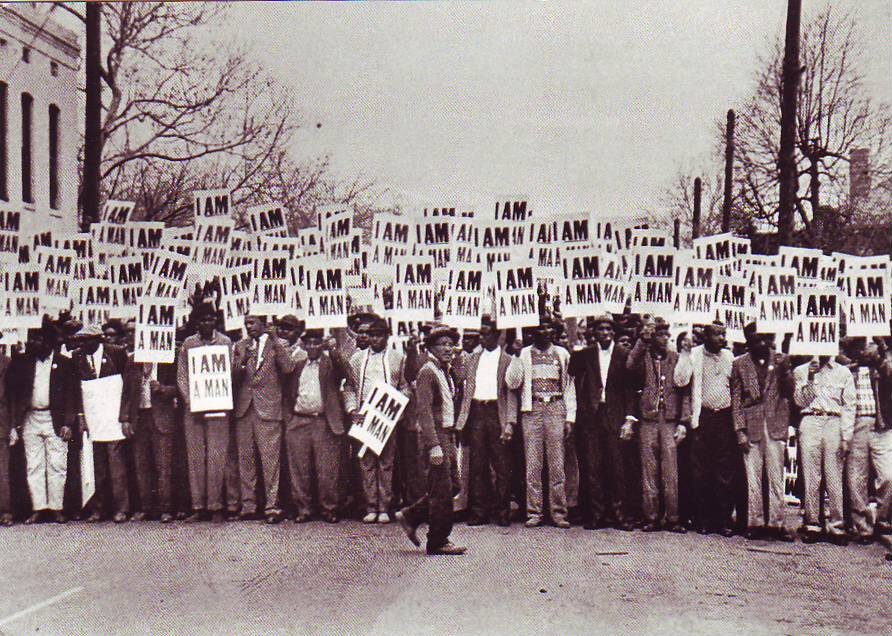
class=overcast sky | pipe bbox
[228,0,890,217]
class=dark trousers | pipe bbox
[395,424,425,509]
[402,430,459,551]
[91,440,130,515]
[692,408,738,530]
[132,407,175,514]
[576,404,628,524]
[0,439,9,514]
[467,401,511,520]
[286,414,342,516]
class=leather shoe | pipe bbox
[554,519,570,529]
[184,511,205,523]
[774,527,796,543]
[239,511,258,521]
[25,512,41,525]
[0,513,14,526]
[495,513,511,528]
[828,533,849,547]
[85,512,103,523]
[321,512,339,524]
[265,511,283,524]
[131,511,149,522]
[524,517,543,528]
[395,510,420,547]
[426,542,466,556]
[744,527,763,540]
[159,513,174,524]
[362,512,378,524]
[666,523,687,534]
[377,513,391,524]
[695,525,710,535]
[54,512,68,524]
[719,526,735,538]
[640,522,659,533]
[112,512,129,524]
[801,531,820,544]
[466,516,487,527]
[294,513,312,524]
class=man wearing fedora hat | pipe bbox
[396,325,466,555]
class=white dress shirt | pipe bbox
[91,344,104,377]
[473,347,501,401]
[598,342,614,402]
[32,351,54,409]
[254,333,269,367]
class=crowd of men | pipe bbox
[0,303,890,558]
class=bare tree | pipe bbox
[734,8,892,242]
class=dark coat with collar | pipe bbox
[7,350,78,436]
[232,335,296,420]
[121,354,179,429]
[71,343,130,423]
[454,347,517,433]
[283,352,347,434]
[569,343,635,426]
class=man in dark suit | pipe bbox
[122,351,180,523]
[455,316,517,526]
[232,314,295,523]
[72,324,131,523]
[8,320,78,524]
[568,315,636,530]
[732,322,795,542]
[283,329,348,523]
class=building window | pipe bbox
[22,46,30,63]
[21,93,33,204]
[0,82,7,202]
[50,61,59,77]
[49,104,59,209]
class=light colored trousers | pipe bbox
[846,417,892,537]
[237,407,283,515]
[639,417,679,525]
[799,415,845,536]
[744,421,787,529]
[523,399,567,523]
[23,410,68,511]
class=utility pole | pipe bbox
[777,0,801,247]
[82,2,102,231]
[673,218,681,248]
[721,109,735,233]
[692,177,702,239]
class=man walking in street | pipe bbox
[396,325,466,555]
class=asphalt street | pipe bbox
[1,518,890,635]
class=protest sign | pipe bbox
[713,275,748,343]
[36,246,75,313]
[442,262,484,329]
[101,200,135,225]
[219,264,253,331]
[227,230,255,268]
[250,250,292,316]
[144,250,191,301]
[81,375,125,441]
[247,204,288,238]
[493,197,532,221]
[494,259,538,329]
[0,264,41,329]
[479,219,526,272]
[349,380,410,457]
[844,269,890,337]
[672,256,717,324]
[392,255,435,323]
[298,227,322,256]
[414,216,451,271]
[301,257,348,328]
[779,246,824,287]
[134,297,177,363]
[371,213,414,267]
[592,214,649,252]
[193,189,231,220]
[107,255,144,319]
[598,252,627,314]
[629,247,675,315]
[450,217,480,266]
[0,208,21,263]
[750,265,797,333]
[191,216,233,281]
[560,247,606,318]
[188,345,234,412]
[790,286,840,356]
[630,227,670,248]
[73,279,114,326]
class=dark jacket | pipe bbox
[568,344,635,425]
[731,351,793,442]
[415,360,455,451]
[122,355,179,427]
[626,339,690,423]
[454,347,517,433]
[71,343,130,423]
[232,334,295,420]
[284,352,348,434]
[7,350,78,436]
